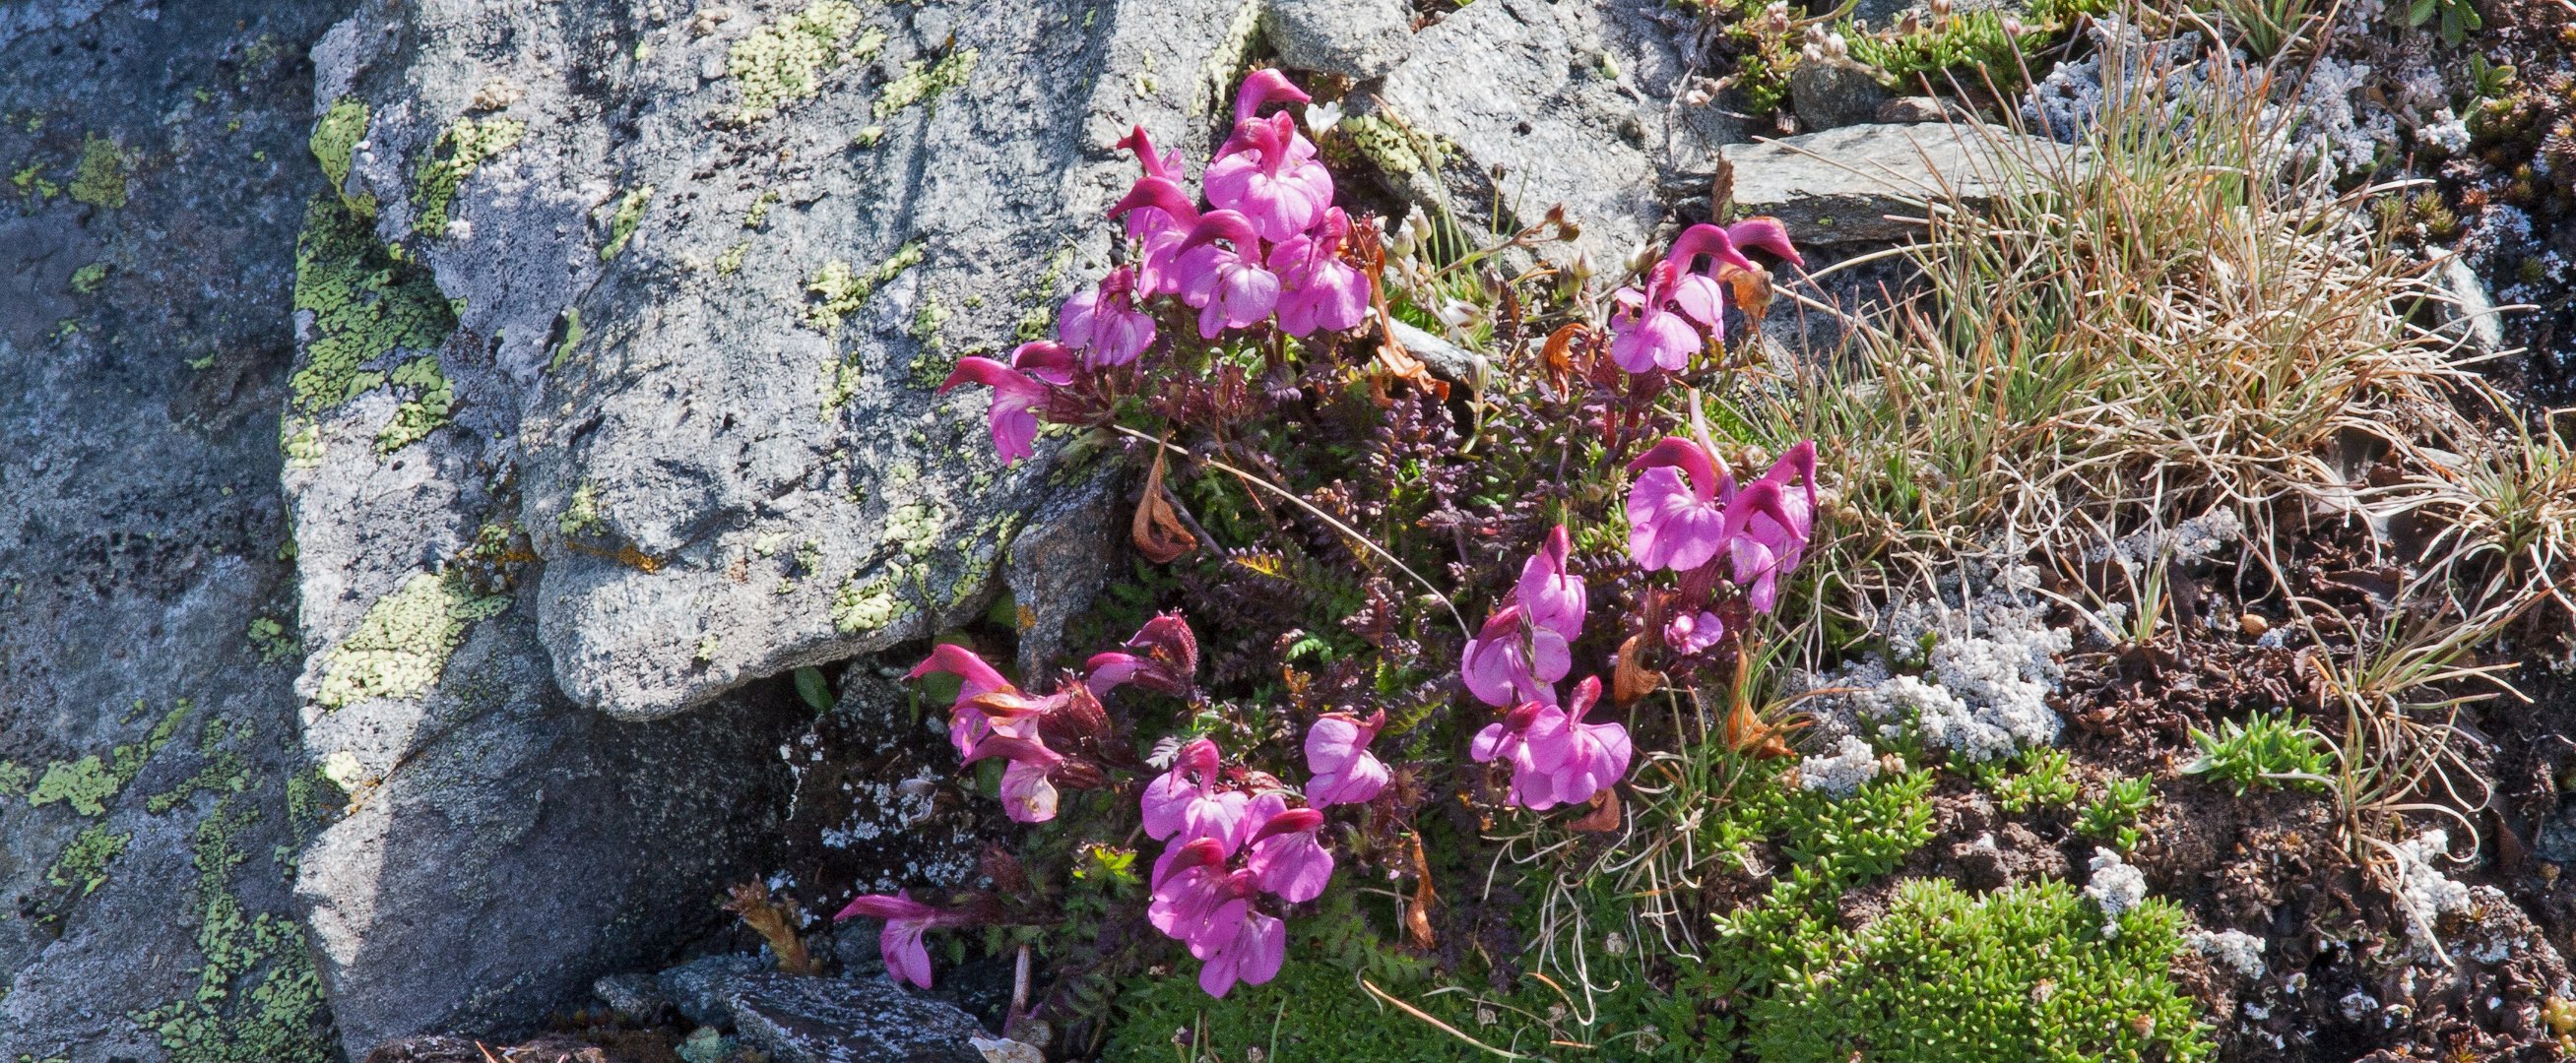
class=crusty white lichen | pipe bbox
[1801,565,2073,763]
[1798,735,1882,798]
[2086,846,2148,939]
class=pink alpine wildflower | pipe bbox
[1471,701,1570,809]
[1146,836,1235,944]
[905,643,1017,759]
[937,340,1073,465]
[963,733,1065,824]
[1660,223,1759,329]
[1459,604,1567,708]
[1726,441,1819,613]
[1665,609,1728,656]
[1085,611,1199,698]
[834,891,953,989]
[1194,896,1285,998]
[1207,110,1333,243]
[1242,794,1333,903]
[1522,676,1632,808]
[1625,435,1733,572]
[1059,265,1156,367]
[1108,175,1202,297]
[1303,710,1387,809]
[1232,68,1314,127]
[1173,211,1281,339]
[1268,207,1371,336]
[1516,525,1586,645]
[1141,737,1250,845]
[1607,262,1699,373]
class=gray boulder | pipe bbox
[1376,0,1749,266]
[1267,0,1416,80]
[0,1,349,1059]
[1791,56,1895,133]
[1719,122,2071,244]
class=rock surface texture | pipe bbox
[1718,122,2074,244]
[0,2,349,1059]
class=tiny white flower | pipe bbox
[1304,99,1344,137]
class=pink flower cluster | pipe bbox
[1140,710,1386,997]
[833,891,973,989]
[1605,220,1803,374]
[1460,526,1634,810]
[1629,436,1820,640]
[941,69,1373,465]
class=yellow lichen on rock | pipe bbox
[313,573,510,709]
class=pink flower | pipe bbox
[834,891,956,989]
[964,734,1065,823]
[1665,609,1727,655]
[1727,441,1818,613]
[1470,701,1569,808]
[1516,525,1586,645]
[1085,611,1199,698]
[1232,68,1314,127]
[1059,266,1155,367]
[1625,436,1734,572]
[1195,900,1284,998]
[1267,207,1371,336]
[1108,176,1202,297]
[1660,223,1759,329]
[1147,837,1236,944]
[1721,217,1805,270]
[1173,211,1281,339]
[1207,111,1334,244]
[1522,676,1631,808]
[1141,737,1250,845]
[904,644,1016,758]
[1607,262,1699,373]
[1303,711,1387,809]
[1459,604,1568,708]
[937,342,1073,465]
[1242,793,1332,903]
[1116,124,1184,185]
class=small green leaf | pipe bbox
[794,665,832,713]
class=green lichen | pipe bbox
[131,793,334,1063]
[714,241,749,276]
[70,134,129,209]
[0,760,29,798]
[147,719,253,815]
[309,98,368,203]
[599,184,653,261]
[803,240,923,334]
[881,501,944,560]
[289,195,457,413]
[694,634,721,663]
[831,567,907,633]
[558,480,605,536]
[852,125,885,148]
[13,159,62,202]
[246,616,300,665]
[745,188,782,228]
[727,1,881,122]
[281,420,324,468]
[373,356,453,454]
[27,701,190,816]
[547,308,587,371]
[69,261,108,294]
[312,572,510,709]
[1341,112,1448,178]
[46,825,128,897]
[873,47,979,119]
[412,115,525,237]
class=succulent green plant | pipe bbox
[2182,710,2332,794]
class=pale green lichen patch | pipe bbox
[246,616,300,665]
[312,572,510,709]
[745,188,782,228]
[873,47,979,119]
[14,159,63,202]
[373,356,453,454]
[558,480,605,536]
[832,566,908,633]
[131,792,334,1063]
[412,115,525,237]
[281,419,325,468]
[28,700,190,816]
[70,134,129,209]
[714,242,749,275]
[548,307,586,371]
[599,184,653,260]
[802,240,922,334]
[69,261,109,294]
[290,195,457,413]
[46,824,128,898]
[727,1,881,122]
[309,98,368,196]
[0,760,30,798]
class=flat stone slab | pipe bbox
[1719,123,2075,245]
[725,972,989,1063]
